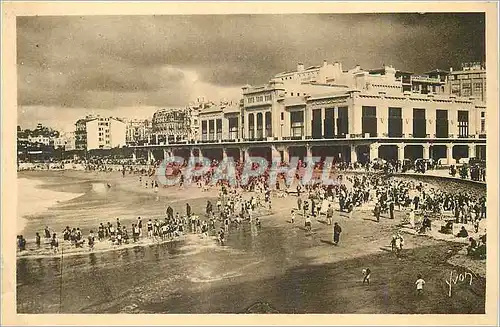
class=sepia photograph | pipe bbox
[2,1,498,324]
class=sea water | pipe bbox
[17,178,85,234]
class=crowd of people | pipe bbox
[18,155,486,267]
[449,163,486,182]
[19,179,273,254]
[18,150,488,187]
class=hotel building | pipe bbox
[131,61,486,165]
[74,116,126,151]
[151,108,190,144]
[126,119,152,145]
[448,62,486,102]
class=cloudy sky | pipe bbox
[17,13,485,132]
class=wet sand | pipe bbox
[16,170,486,314]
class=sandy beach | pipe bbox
[16,169,486,314]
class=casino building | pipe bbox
[131,61,486,165]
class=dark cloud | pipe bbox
[17,13,485,111]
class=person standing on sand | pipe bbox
[35,232,41,248]
[304,215,312,233]
[137,217,143,237]
[167,206,174,220]
[333,222,342,245]
[50,233,59,254]
[303,200,309,218]
[18,235,27,252]
[98,223,104,241]
[147,219,153,238]
[389,201,395,219]
[44,226,51,240]
[290,210,295,223]
[415,274,425,296]
[326,204,333,225]
[88,231,95,252]
[108,224,115,239]
[154,219,160,238]
[373,202,381,222]
[218,228,225,245]
[186,203,192,218]
[362,268,371,285]
[154,182,159,200]
[391,234,397,252]
[206,200,213,217]
[397,232,404,251]
[474,219,480,233]
[409,208,415,229]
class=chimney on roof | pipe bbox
[297,63,304,72]
[323,60,327,67]
[449,67,453,72]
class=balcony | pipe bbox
[283,136,303,141]
[411,75,441,83]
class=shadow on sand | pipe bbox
[82,242,485,314]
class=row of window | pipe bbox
[247,94,272,104]
[155,118,187,123]
[196,107,484,140]
[451,88,485,98]
[247,112,272,138]
[453,73,486,80]
[279,71,317,81]
[287,92,307,97]
[411,85,445,93]
[459,82,484,91]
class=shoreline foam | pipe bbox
[17,177,85,234]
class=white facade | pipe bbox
[86,119,100,150]
[110,118,126,148]
[449,62,486,102]
[27,135,52,146]
[126,119,152,144]
[53,132,76,150]
[65,132,76,151]
[85,117,126,150]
